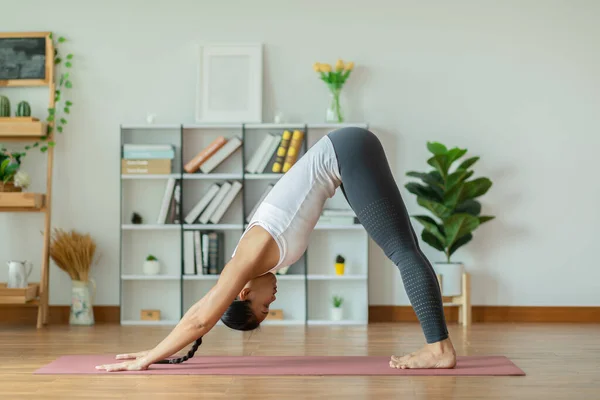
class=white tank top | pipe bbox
[232,135,341,273]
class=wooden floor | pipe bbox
[0,322,598,399]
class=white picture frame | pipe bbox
[196,43,263,123]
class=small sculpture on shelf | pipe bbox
[131,212,143,224]
[331,295,344,321]
[334,254,345,275]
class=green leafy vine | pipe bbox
[1,34,74,157]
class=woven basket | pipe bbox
[0,182,22,192]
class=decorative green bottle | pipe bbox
[16,101,31,117]
[0,96,10,117]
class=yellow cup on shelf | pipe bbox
[335,263,345,275]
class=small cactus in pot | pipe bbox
[16,101,31,117]
[0,96,10,117]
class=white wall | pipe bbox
[1,0,599,307]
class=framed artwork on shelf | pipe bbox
[195,43,263,123]
[0,31,53,87]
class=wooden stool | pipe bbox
[436,272,471,327]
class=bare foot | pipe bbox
[389,338,457,369]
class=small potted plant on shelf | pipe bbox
[404,141,495,296]
[0,151,30,192]
[334,254,345,275]
[331,295,344,321]
[143,254,160,275]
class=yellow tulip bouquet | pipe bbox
[313,59,355,123]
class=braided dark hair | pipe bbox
[154,337,203,364]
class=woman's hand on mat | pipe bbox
[114,350,151,360]
[95,358,150,372]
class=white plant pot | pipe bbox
[143,260,160,275]
[331,307,343,321]
[433,262,464,297]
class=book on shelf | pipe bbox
[271,130,292,173]
[199,136,243,174]
[322,208,356,217]
[183,231,196,275]
[157,177,177,224]
[121,159,172,174]
[184,183,220,224]
[246,183,274,223]
[184,136,243,174]
[245,129,304,174]
[246,133,281,174]
[168,181,181,224]
[184,230,225,275]
[198,182,231,224]
[183,136,227,173]
[317,215,359,225]
[184,180,242,225]
[122,144,175,160]
[282,130,305,173]
[209,181,243,224]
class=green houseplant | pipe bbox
[405,141,494,295]
[0,151,30,192]
[331,295,344,321]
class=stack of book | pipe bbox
[184,136,243,174]
[183,230,225,275]
[184,181,243,225]
[246,130,305,174]
[317,208,359,225]
[122,144,175,175]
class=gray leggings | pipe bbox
[327,127,448,344]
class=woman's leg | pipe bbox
[327,127,456,368]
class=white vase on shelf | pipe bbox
[331,307,343,321]
[143,259,160,275]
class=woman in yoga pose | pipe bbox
[96,127,457,372]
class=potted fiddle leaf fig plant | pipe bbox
[405,142,494,296]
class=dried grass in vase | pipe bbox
[49,228,99,282]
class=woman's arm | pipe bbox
[138,263,252,366]
[96,226,279,372]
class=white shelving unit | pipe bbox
[119,122,370,326]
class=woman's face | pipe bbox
[238,272,278,322]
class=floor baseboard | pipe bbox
[2,305,599,325]
[368,305,600,323]
[0,305,120,325]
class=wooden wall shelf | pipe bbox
[0,283,40,304]
[0,31,55,328]
[0,119,46,138]
[0,192,45,209]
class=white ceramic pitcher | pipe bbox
[7,260,33,288]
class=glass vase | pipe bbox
[326,88,344,123]
[70,279,96,325]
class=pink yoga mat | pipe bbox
[34,355,525,376]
